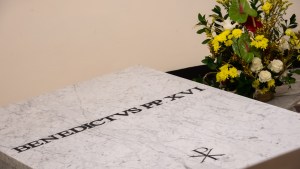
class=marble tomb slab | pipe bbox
[0,66,300,169]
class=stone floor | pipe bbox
[267,74,300,113]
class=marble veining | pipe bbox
[0,66,300,169]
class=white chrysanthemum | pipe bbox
[268,59,283,73]
[250,57,263,73]
[221,18,237,30]
[279,36,290,52]
[258,70,272,83]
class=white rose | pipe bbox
[268,59,283,73]
[250,57,263,73]
[258,70,272,83]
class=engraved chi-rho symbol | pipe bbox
[189,147,225,163]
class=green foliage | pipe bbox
[195,0,299,99]
[202,39,211,44]
[289,14,298,29]
[193,77,204,84]
[202,72,220,88]
[197,28,207,34]
[229,0,257,23]
[236,73,255,98]
[197,14,211,37]
[290,69,300,75]
[197,14,207,26]
[282,14,298,32]
[250,0,262,14]
[202,56,217,70]
[281,71,296,88]
[232,33,254,63]
[212,5,223,18]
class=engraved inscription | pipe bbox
[190,147,225,163]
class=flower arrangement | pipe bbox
[196,0,300,99]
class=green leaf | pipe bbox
[236,50,253,63]
[224,14,229,19]
[198,14,207,25]
[291,69,300,74]
[212,5,222,17]
[238,34,254,63]
[232,38,241,56]
[245,6,257,17]
[290,14,296,25]
[229,0,257,23]
[216,55,223,66]
[282,74,296,85]
[232,33,254,63]
[201,56,217,70]
[287,77,296,84]
[288,14,298,29]
[202,39,211,44]
[252,48,261,57]
[198,13,203,21]
[236,73,255,98]
[197,28,207,34]
[229,0,248,23]
[289,24,298,29]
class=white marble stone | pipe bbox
[0,66,300,169]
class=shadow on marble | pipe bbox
[289,99,300,113]
[246,148,300,169]
[267,74,300,113]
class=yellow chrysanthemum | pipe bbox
[216,64,238,82]
[252,79,260,88]
[217,30,231,42]
[225,40,233,46]
[267,79,275,88]
[253,78,275,94]
[260,88,270,94]
[232,29,243,39]
[216,71,228,82]
[255,35,264,41]
[219,64,229,72]
[290,38,300,48]
[228,67,238,78]
[285,29,295,36]
[211,30,235,53]
[290,34,300,49]
[292,34,298,40]
[251,35,269,50]
[262,2,272,14]
[297,55,300,61]
[212,39,220,53]
[251,41,257,47]
[216,35,226,42]
[258,39,269,49]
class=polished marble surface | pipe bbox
[0,66,300,169]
